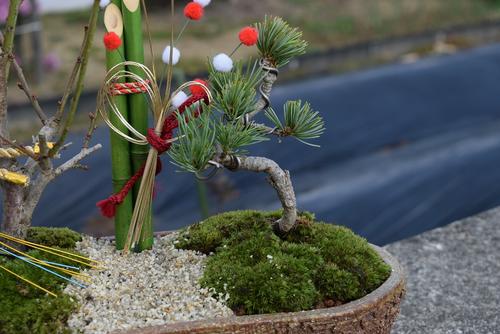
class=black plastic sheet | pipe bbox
[7,43,500,245]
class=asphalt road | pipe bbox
[10,43,500,245]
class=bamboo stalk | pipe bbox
[122,0,153,251]
[104,1,134,250]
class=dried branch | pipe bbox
[50,0,100,156]
[1,0,21,81]
[0,133,38,160]
[54,144,102,176]
[14,63,48,124]
[83,112,97,149]
[0,0,22,139]
[252,123,285,137]
[37,134,51,171]
[0,31,47,124]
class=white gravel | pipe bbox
[64,233,233,334]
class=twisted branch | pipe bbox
[218,154,297,233]
[246,59,279,121]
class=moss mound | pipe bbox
[176,210,391,315]
[0,227,82,334]
[27,227,82,249]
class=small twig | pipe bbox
[53,30,87,123]
[0,133,38,160]
[50,0,100,156]
[60,142,73,152]
[83,112,97,149]
[0,0,22,140]
[1,0,22,81]
[252,123,284,136]
[37,134,51,171]
[71,164,88,171]
[0,31,48,124]
[54,144,102,176]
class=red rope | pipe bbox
[109,80,151,96]
[97,92,209,218]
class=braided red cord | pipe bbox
[109,80,151,96]
[97,92,209,218]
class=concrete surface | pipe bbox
[386,207,500,333]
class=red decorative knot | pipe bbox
[189,79,208,96]
[184,2,204,21]
[110,80,151,96]
[103,32,122,51]
[96,92,210,218]
[239,26,258,46]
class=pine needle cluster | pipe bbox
[169,105,216,174]
[266,100,325,147]
[209,60,263,121]
[169,17,324,174]
[256,16,308,68]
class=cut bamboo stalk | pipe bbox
[104,1,134,250]
[122,0,154,251]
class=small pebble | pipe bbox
[64,233,233,334]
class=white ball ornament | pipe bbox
[100,0,110,8]
[172,91,189,108]
[213,53,233,73]
[194,0,211,7]
[162,46,181,65]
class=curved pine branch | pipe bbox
[220,154,297,233]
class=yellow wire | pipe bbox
[0,264,57,297]
[0,241,87,279]
[0,232,104,268]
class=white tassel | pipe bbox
[194,0,211,7]
[213,53,233,72]
[162,46,181,65]
[172,91,189,108]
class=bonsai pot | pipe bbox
[115,244,405,334]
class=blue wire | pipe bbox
[0,247,87,288]
[0,248,81,270]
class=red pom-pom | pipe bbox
[184,2,204,20]
[189,79,208,96]
[103,32,121,51]
[239,26,258,46]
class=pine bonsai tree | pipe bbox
[169,16,325,234]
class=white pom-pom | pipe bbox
[172,91,189,108]
[194,0,211,7]
[100,0,110,8]
[213,53,233,72]
[162,46,181,65]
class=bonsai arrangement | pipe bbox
[0,0,405,333]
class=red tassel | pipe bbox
[96,195,121,218]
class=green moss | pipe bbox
[176,210,391,315]
[0,228,82,334]
[27,227,82,249]
[176,210,282,254]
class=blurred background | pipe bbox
[5,0,500,245]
